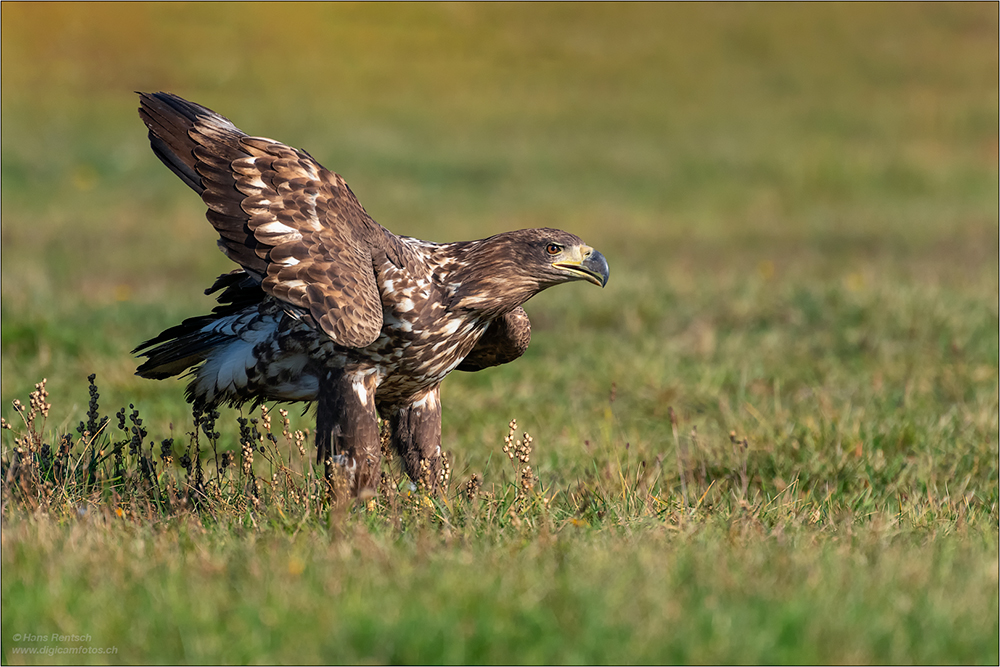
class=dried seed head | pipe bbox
[416,457,434,491]
[279,408,291,438]
[511,432,533,465]
[242,443,254,476]
[30,379,50,418]
[438,453,452,486]
[520,465,535,492]
[464,473,481,500]
[259,404,272,432]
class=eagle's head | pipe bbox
[514,227,610,289]
[450,227,609,317]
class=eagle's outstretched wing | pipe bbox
[138,92,385,348]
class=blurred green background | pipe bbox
[2,1,997,467]
[2,4,998,664]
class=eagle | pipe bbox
[133,92,609,496]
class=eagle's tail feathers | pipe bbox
[134,326,230,380]
[133,271,269,401]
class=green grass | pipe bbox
[2,3,998,664]
[3,510,996,664]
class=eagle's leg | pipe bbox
[316,368,381,497]
[388,385,443,491]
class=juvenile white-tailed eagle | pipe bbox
[133,92,609,495]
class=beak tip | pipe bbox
[588,250,610,288]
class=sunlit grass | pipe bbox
[3,509,996,664]
[2,3,997,664]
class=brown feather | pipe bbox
[457,306,532,371]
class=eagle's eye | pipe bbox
[545,243,563,255]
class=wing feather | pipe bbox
[457,307,532,372]
[139,92,386,348]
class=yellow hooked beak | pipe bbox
[553,245,610,287]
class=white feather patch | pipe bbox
[352,377,370,406]
[194,317,279,401]
[255,221,302,239]
[411,390,438,410]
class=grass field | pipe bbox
[2,3,998,664]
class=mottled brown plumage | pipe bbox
[456,307,531,372]
[133,92,609,495]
